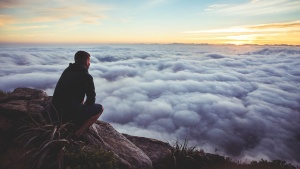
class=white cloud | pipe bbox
[0,44,300,165]
[144,0,170,8]
[0,0,111,27]
[0,14,15,26]
[205,0,300,15]
[205,4,228,11]
[7,25,48,30]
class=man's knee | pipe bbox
[93,106,103,119]
[99,105,104,114]
[90,104,103,117]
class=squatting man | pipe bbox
[52,51,103,136]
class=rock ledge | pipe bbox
[0,88,173,169]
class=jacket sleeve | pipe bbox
[84,74,96,105]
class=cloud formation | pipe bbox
[0,44,300,164]
[0,0,110,28]
[206,0,300,15]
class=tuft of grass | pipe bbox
[249,159,299,169]
[15,117,76,169]
[154,139,300,169]
[14,105,82,169]
[172,139,206,169]
[0,90,10,97]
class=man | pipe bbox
[52,50,103,136]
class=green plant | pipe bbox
[158,139,300,169]
[16,118,76,169]
[0,90,10,97]
[171,139,206,169]
[64,146,119,169]
[15,106,83,169]
[249,159,299,169]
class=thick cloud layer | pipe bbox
[1,44,300,164]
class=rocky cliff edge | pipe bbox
[0,88,173,169]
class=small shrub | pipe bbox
[153,154,175,169]
[159,139,300,169]
[64,146,118,169]
[15,108,80,169]
[171,139,206,169]
[16,119,76,169]
[250,159,299,169]
[0,90,10,97]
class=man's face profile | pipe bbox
[85,57,90,70]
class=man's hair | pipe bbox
[74,51,90,64]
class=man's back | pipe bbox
[52,63,96,113]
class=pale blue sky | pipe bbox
[1,0,299,44]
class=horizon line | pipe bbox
[0,42,299,47]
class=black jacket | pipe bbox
[52,63,96,112]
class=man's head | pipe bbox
[74,51,90,69]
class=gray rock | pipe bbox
[123,134,173,166]
[0,88,46,121]
[0,88,47,102]
[83,121,153,169]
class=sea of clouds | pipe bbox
[1,44,300,164]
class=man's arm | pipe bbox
[84,74,96,105]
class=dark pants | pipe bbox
[74,104,103,126]
[60,104,103,127]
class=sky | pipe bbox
[0,0,300,45]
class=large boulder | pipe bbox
[0,88,47,118]
[123,134,173,167]
[82,121,153,169]
[0,88,176,169]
